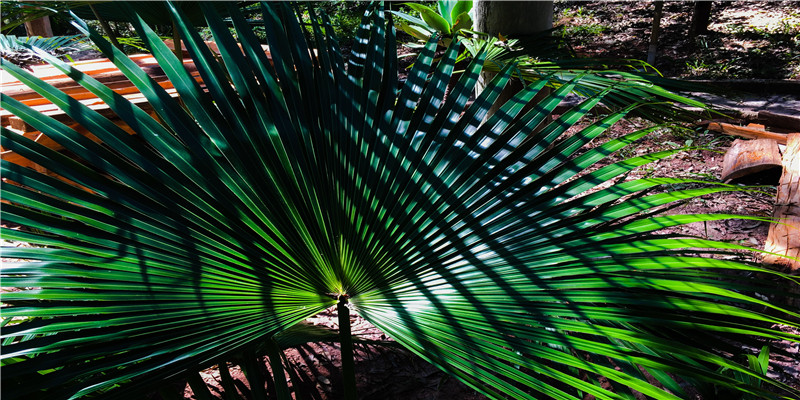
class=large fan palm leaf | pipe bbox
[1,2,798,399]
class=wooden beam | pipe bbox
[707,122,792,144]
[764,133,800,270]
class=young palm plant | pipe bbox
[1,2,798,399]
[393,0,715,123]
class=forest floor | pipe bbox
[554,0,800,80]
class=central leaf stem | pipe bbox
[337,295,357,400]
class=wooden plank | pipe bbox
[164,38,273,59]
[5,89,173,133]
[720,138,782,182]
[1,54,205,129]
[1,118,140,164]
[1,54,197,88]
[707,122,792,144]
[0,54,150,87]
[0,45,267,176]
[764,133,800,270]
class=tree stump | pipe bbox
[764,133,800,271]
[720,138,782,183]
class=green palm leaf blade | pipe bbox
[463,35,716,123]
[1,2,798,399]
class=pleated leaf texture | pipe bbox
[1,2,799,399]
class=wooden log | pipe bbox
[707,122,791,144]
[764,133,800,270]
[759,110,800,132]
[720,138,782,182]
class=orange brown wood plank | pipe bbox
[707,122,793,144]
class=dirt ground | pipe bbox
[182,309,486,400]
[554,0,800,80]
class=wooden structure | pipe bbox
[707,120,800,270]
[1,54,201,174]
[764,133,800,271]
[707,121,791,144]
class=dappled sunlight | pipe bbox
[2,2,799,400]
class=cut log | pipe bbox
[707,122,791,144]
[764,133,800,270]
[720,138,782,183]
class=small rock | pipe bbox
[316,375,331,385]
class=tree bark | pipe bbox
[473,1,553,38]
[720,138,782,183]
[473,0,553,117]
[764,133,800,308]
[691,1,713,37]
[647,1,664,66]
[22,4,53,37]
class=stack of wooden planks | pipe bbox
[1,53,204,171]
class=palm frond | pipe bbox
[0,34,90,66]
[1,2,798,400]
[462,34,720,122]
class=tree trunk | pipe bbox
[89,3,122,50]
[691,1,713,37]
[22,4,53,37]
[473,0,553,117]
[647,1,664,66]
[473,1,553,38]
